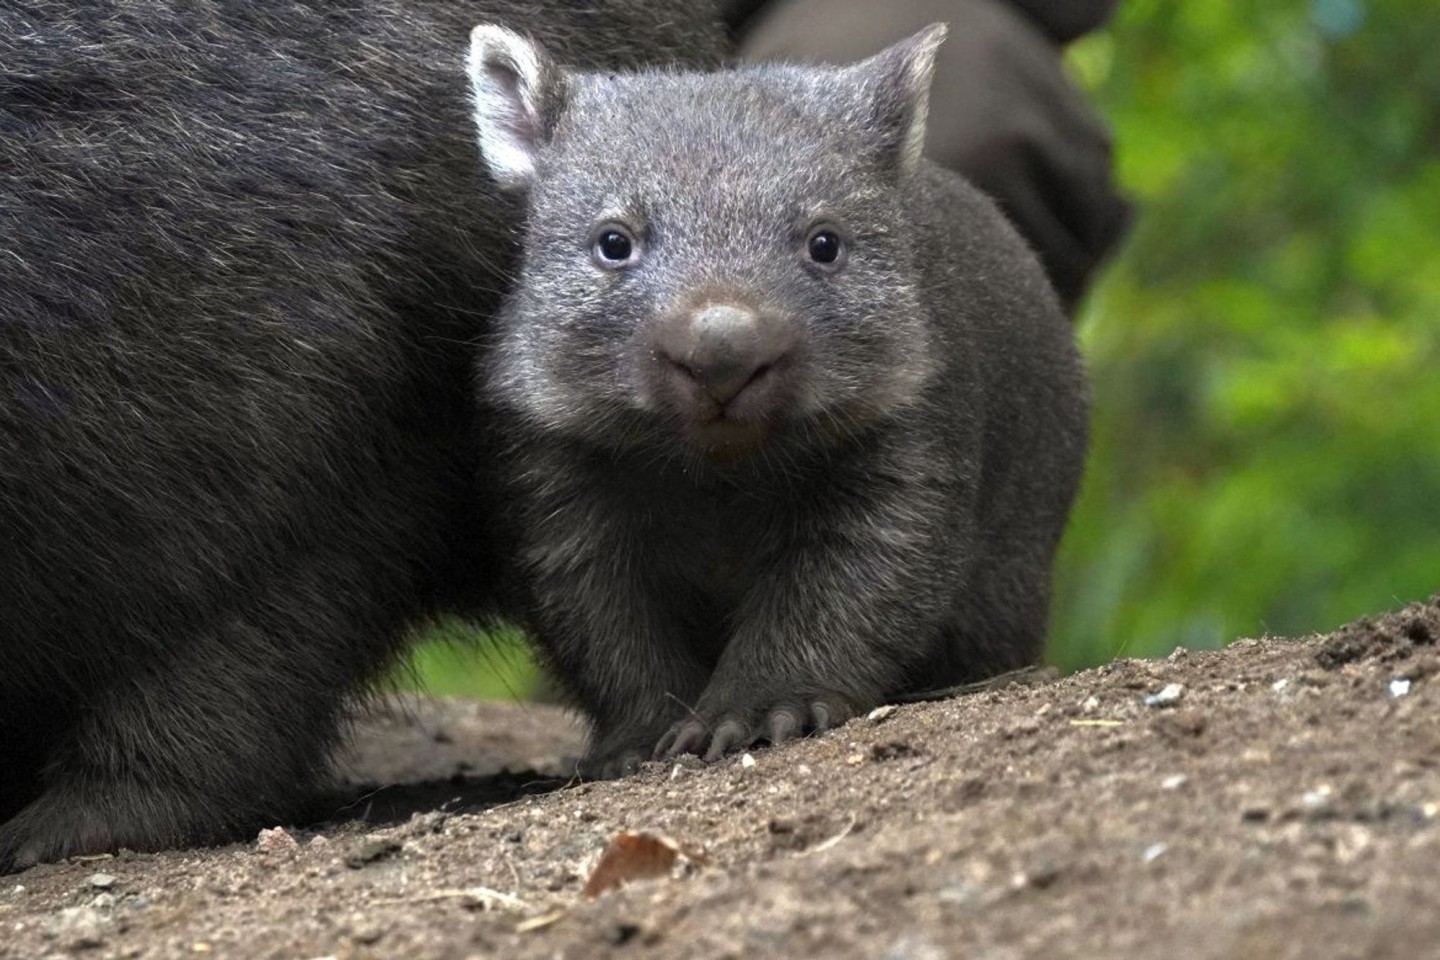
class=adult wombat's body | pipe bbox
[468,25,1088,776]
[0,1,724,872]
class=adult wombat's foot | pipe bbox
[0,783,231,875]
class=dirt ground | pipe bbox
[3,596,1438,960]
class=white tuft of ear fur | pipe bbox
[851,23,948,171]
[466,24,565,191]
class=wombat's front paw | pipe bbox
[0,783,226,875]
[579,725,674,780]
[0,791,122,874]
[576,748,649,781]
[654,693,862,763]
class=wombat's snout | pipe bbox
[653,302,795,412]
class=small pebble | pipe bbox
[256,827,298,853]
[740,753,756,768]
[1389,678,1412,698]
[1011,859,1064,890]
[867,704,899,723]
[1142,842,1168,863]
[351,924,386,945]
[1144,684,1185,708]
[1161,774,1188,791]
[86,873,116,890]
[1272,678,1290,692]
[345,838,403,869]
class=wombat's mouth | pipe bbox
[688,417,772,464]
[659,354,790,416]
[650,350,794,462]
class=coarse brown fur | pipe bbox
[0,0,726,872]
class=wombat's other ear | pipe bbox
[846,23,948,172]
[467,24,568,191]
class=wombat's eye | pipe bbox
[805,227,846,269]
[592,223,637,269]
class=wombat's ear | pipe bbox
[846,23,948,172]
[467,24,569,191]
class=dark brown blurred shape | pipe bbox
[727,0,1131,310]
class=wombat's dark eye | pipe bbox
[593,224,637,268]
[806,228,845,268]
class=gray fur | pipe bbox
[0,0,725,872]
[471,27,1088,775]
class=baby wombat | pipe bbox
[467,23,1088,776]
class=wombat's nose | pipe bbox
[657,303,792,406]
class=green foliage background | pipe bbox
[1051,0,1440,669]
[402,0,1440,696]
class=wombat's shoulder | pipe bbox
[903,160,1083,438]
[904,161,1061,313]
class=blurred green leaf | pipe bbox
[1051,0,1440,669]
[396,618,542,701]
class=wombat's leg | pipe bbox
[531,579,712,778]
[0,548,413,874]
[511,454,714,778]
[656,477,966,762]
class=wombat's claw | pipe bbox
[653,720,710,761]
[577,747,649,781]
[0,791,124,875]
[703,719,754,761]
[655,698,853,763]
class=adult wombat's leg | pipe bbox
[0,528,425,873]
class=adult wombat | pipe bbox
[0,1,724,872]
[467,23,1088,776]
